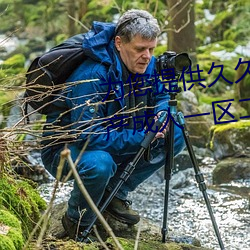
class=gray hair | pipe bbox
[115,9,160,43]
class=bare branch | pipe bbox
[63,148,124,250]
[68,14,90,32]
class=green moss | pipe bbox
[0,235,16,250]
[0,54,26,86]
[0,209,24,249]
[0,91,17,109]
[212,120,250,134]
[198,94,223,105]
[84,243,100,250]
[7,228,24,249]
[154,44,168,57]
[0,175,47,239]
[55,34,68,45]
[106,237,206,250]
[0,209,21,229]
[1,54,25,69]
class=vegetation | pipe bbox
[0,137,46,249]
[0,0,249,248]
[0,208,24,250]
[0,175,47,237]
[0,0,249,117]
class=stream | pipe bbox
[38,155,250,250]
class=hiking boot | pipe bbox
[105,196,140,225]
[61,213,97,243]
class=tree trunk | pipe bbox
[167,0,196,63]
[78,0,88,20]
[67,0,77,36]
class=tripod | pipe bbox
[81,111,168,240]
[82,82,225,249]
[161,81,225,249]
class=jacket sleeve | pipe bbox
[151,75,170,115]
[145,56,170,115]
[65,60,145,155]
[153,83,170,115]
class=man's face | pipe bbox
[115,35,157,74]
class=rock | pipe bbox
[212,157,250,184]
[209,120,250,184]
[209,120,250,160]
[44,201,212,250]
[170,168,193,189]
[178,91,213,148]
[174,150,193,172]
[234,64,250,115]
[179,91,199,111]
[155,146,213,182]
[12,150,51,183]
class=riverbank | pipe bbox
[38,155,250,250]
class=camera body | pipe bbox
[156,51,192,75]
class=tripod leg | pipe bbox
[162,118,174,243]
[177,112,225,250]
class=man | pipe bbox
[41,9,185,241]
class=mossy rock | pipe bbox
[209,120,250,160]
[184,115,212,148]
[28,235,211,250]
[234,72,250,115]
[178,91,212,148]
[213,157,250,184]
[0,209,24,250]
[197,90,248,122]
[106,237,211,250]
[0,174,47,239]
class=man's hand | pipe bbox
[153,111,169,141]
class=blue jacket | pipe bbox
[44,21,170,156]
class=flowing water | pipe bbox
[38,156,250,250]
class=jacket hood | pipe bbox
[82,21,116,65]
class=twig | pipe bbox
[61,148,124,250]
[93,225,110,250]
[68,14,89,31]
[134,217,142,250]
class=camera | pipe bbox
[156,51,192,75]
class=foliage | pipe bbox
[0,54,26,89]
[0,174,47,238]
[194,0,250,106]
[0,135,46,247]
[0,0,249,49]
[196,0,250,46]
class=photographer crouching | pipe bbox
[41,9,186,241]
